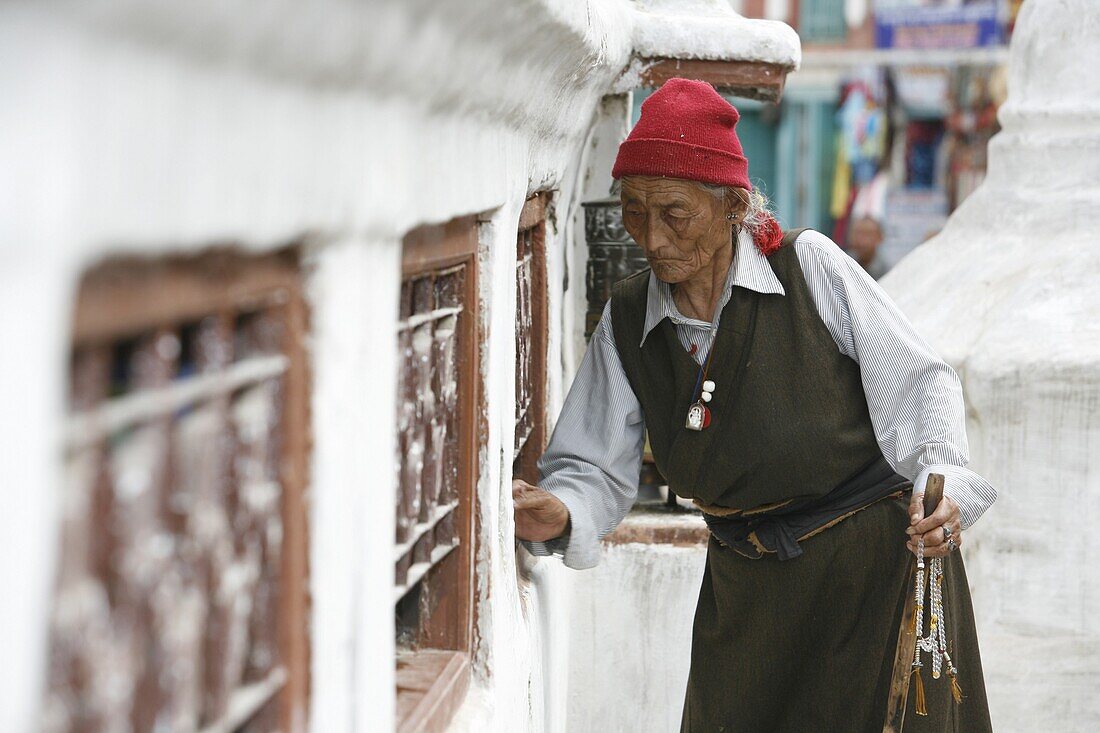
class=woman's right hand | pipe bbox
[513,479,570,542]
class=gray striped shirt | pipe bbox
[523,228,996,570]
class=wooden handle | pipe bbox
[883,471,947,733]
[923,473,945,517]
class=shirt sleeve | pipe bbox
[519,300,646,569]
[792,231,997,529]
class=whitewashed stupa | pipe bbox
[882,1,1100,729]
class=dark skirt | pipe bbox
[680,493,992,733]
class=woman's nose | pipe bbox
[640,217,665,252]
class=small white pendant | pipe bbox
[685,401,711,431]
[703,380,716,392]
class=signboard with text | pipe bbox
[874,0,1003,50]
[880,188,949,269]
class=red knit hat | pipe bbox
[612,78,751,190]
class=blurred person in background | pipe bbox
[848,215,889,279]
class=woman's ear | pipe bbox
[725,187,750,225]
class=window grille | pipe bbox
[394,216,480,733]
[45,250,309,733]
[394,264,465,600]
[513,193,550,485]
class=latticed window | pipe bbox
[395,265,465,599]
[799,0,847,43]
[513,193,550,485]
[46,250,310,732]
[394,216,479,733]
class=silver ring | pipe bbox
[942,524,953,538]
[947,538,958,552]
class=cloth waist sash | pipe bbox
[700,456,911,561]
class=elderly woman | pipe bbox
[514,79,995,732]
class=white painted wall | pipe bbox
[0,2,799,731]
[307,236,401,732]
[881,1,1100,730]
[567,542,706,733]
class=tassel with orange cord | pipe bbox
[912,666,928,716]
[950,673,964,704]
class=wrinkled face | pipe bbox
[620,176,740,284]
[848,217,884,264]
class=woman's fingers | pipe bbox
[908,537,960,558]
[908,491,925,526]
[514,489,569,541]
[922,527,946,547]
[514,492,549,511]
[512,478,538,495]
[908,519,962,547]
[911,495,960,535]
[513,481,553,513]
[907,529,962,557]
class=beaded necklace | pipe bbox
[911,533,965,715]
[684,336,718,431]
[679,233,736,432]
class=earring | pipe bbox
[726,213,737,221]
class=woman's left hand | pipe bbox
[906,492,963,558]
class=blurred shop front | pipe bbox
[632,0,1022,278]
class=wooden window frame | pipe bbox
[635,58,792,103]
[395,216,482,733]
[55,248,310,732]
[512,193,551,485]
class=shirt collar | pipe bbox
[639,228,786,346]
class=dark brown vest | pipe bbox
[609,231,882,510]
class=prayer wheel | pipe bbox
[582,185,650,340]
[582,184,669,503]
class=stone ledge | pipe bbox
[603,504,709,547]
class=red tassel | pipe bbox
[752,215,784,256]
